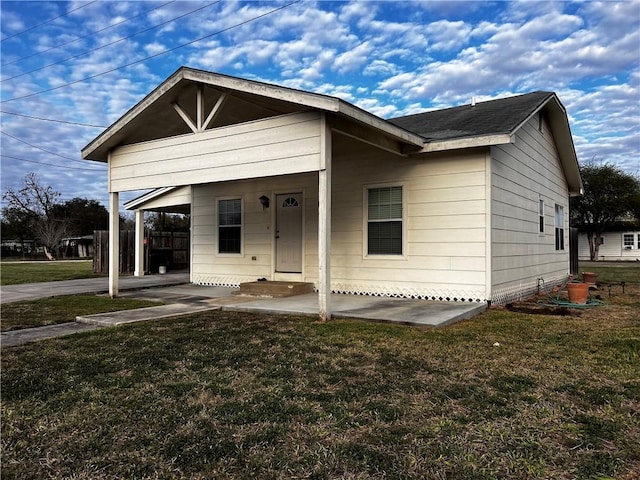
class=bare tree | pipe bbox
[2,172,68,259]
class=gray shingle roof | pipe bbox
[388,91,554,141]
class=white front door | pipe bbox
[276,193,303,273]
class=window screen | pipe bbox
[367,186,402,255]
[555,204,564,251]
[218,199,241,254]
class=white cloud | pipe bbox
[333,41,372,74]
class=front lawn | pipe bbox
[2,287,639,479]
[1,295,163,332]
[0,260,97,285]
[577,262,640,285]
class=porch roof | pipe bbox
[81,67,424,162]
[123,186,191,214]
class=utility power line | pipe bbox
[1,0,301,104]
[0,110,106,128]
[1,154,107,172]
[1,1,177,67]
[1,1,98,42]
[2,1,219,82]
[1,131,106,166]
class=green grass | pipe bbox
[0,260,98,285]
[1,295,162,332]
[2,289,639,479]
[578,263,640,285]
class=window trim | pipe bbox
[363,183,407,260]
[554,203,564,251]
[623,232,635,250]
[216,196,244,256]
[538,196,545,235]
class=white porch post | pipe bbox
[318,114,332,321]
[109,191,119,298]
[134,209,145,277]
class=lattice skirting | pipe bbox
[330,282,487,303]
[192,274,244,288]
[192,276,487,303]
[490,274,568,306]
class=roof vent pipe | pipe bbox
[471,96,476,107]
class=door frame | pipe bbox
[272,189,305,281]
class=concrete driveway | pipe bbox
[0,273,190,304]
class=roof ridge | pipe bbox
[389,91,553,121]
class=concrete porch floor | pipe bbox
[119,284,487,328]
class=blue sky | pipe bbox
[1,0,639,210]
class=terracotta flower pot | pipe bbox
[581,272,598,284]
[567,282,589,304]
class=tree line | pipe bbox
[3,164,638,261]
[1,173,188,260]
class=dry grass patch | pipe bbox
[2,284,639,479]
[1,295,163,332]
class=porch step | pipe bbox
[235,281,315,298]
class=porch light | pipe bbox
[259,195,270,209]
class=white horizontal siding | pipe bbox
[189,141,488,301]
[578,231,640,261]
[329,146,487,301]
[491,114,570,303]
[191,174,318,286]
[109,112,322,192]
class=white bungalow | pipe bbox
[578,230,640,261]
[82,67,583,318]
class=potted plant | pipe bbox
[567,282,589,304]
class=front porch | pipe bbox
[105,280,488,328]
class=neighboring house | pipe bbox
[578,230,640,261]
[82,67,582,317]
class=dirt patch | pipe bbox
[505,303,576,316]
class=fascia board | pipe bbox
[123,187,178,210]
[337,102,425,147]
[416,134,512,153]
[82,68,187,162]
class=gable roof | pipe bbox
[81,67,424,162]
[390,92,583,195]
[82,67,582,195]
[388,91,553,141]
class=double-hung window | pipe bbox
[555,204,564,251]
[367,186,403,255]
[623,233,634,250]
[218,198,242,254]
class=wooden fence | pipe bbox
[93,230,189,274]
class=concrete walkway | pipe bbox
[0,273,190,304]
[1,280,487,348]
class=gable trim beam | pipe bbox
[203,92,226,130]
[418,134,512,153]
[330,115,411,156]
[172,101,198,133]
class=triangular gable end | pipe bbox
[82,67,424,162]
[510,94,583,196]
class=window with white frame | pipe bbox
[555,204,564,251]
[367,186,403,255]
[539,197,545,234]
[623,233,634,250]
[218,198,242,254]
